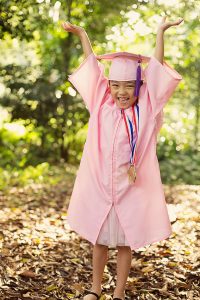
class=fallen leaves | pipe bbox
[19,270,37,279]
[0,179,199,299]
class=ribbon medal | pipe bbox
[121,104,139,184]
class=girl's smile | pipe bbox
[109,80,136,109]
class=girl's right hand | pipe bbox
[61,21,85,36]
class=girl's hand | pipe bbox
[61,21,85,36]
[157,16,184,33]
[62,21,93,58]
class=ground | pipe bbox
[0,168,199,300]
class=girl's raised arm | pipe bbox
[62,21,93,59]
[154,16,183,64]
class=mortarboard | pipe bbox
[96,52,151,98]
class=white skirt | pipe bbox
[96,204,130,247]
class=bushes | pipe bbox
[159,151,199,184]
[0,112,199,189]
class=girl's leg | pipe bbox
[113,246,132,300]
[84,243,108,300]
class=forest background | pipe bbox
[0,0,199,189]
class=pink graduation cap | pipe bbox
[96,52,150,98]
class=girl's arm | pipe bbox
[154,16,183,64]
[62,21,93,59]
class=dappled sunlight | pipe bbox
[68,86,76,97]
[4,122,26,138]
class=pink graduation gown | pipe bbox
[66,53,182,251]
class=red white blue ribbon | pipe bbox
[121,104,139,165]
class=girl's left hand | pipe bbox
[158,16,184,32]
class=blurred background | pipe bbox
[0,0,199,189]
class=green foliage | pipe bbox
[159,151,199,185]
[0,161,76,191]
[0,0,199,185]
[157,133,200,184]
[0,0,52,40]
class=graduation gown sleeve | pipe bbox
[144,56,182,132]
[68,52,108,114]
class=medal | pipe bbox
[128,164,137,184]
[121,103,139,184]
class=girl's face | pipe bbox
[109,80,136,109]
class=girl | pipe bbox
[62,16,183,300]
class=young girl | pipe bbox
[62,16,183,300]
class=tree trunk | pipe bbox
[59,0,73,161]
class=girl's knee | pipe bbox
[117,245,131,251]
[95,243,108,249]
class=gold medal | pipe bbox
[127,164,136,184]
[121,106,139,185]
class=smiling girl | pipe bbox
[62,16,183,300]
[110,80,136,109]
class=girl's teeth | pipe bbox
[119,98,129,101]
